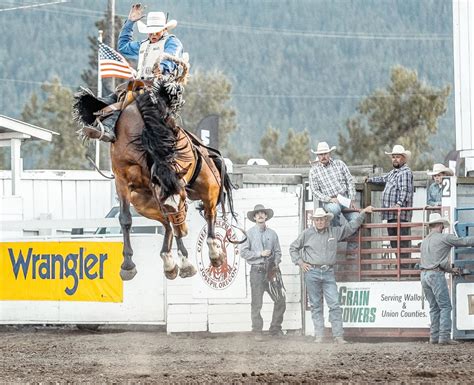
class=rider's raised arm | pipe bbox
[117,19,140,60]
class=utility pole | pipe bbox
[109,0,116,91]
[96,29,103,169]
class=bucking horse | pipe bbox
[73,60,237,281]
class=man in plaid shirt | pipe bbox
[309,141,358,253]
[366,144,414,263]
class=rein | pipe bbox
[86,155,115,180]
[225,221,248,245]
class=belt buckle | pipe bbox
[321,265,330,272]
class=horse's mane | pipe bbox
[135,89,182,198]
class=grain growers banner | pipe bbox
[323,281,430,328]
[0,241,123,302]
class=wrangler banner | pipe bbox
[0,241,123,302]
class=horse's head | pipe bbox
[204,232,233,281]
[213,231,229,261]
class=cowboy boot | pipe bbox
[97,110,120,142]
[99,92,118,105]
[82,110,119,143]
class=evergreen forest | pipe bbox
[0,0,455,165]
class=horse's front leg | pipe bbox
[161,222,178,280]
[118,198,137,281]
[176,236,196,278]
[205,206,224,267]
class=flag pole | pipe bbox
[98,29,103,98]
[109,0,116,91]
[96,29,103,169]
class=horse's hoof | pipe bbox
[120,267,137,281]
[164,265,179,280]
[179,264,197,278]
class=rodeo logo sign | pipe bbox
[196,219,240,290]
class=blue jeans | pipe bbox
[421,271,452,342]
[304,266,343,337]
[321,202,359,252]
[250,266,286,333]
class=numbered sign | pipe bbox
[442,177,451,197]
[304,180,313,202]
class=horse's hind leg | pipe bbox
[161,222,179,280]
[117,193,137,281]
[176,237,196,278]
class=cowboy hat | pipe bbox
[247,204,274,222]
[427,163,454,176]
[311,141,336,155]
[137,12,177,34]
[427,213,450,227]
[311,207,334,221]
[385,144,411,158]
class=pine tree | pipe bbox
[281,129,311,165]
[338,66,450,170]
[259,126,281,164]
[260,126,310,165]
[21,78,90,169]
[180,70,237,152]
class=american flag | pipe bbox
[98,42,135,79]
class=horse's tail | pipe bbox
[223,171,237,221]
[212,155,237,221]
[135,91,182,198]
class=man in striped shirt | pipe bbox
[309,141,358,253]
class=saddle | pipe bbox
[94,81,150,121]
[73,80,151,141]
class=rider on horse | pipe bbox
[85,3,186,143]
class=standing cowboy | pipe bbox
[366,144,414,265]
[420,213,473,345]
[289,206,373,343]
[92,3,184,142]
[240,204,286,339]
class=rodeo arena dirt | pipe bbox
[0,325,472,383]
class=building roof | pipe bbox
[0,115,58,142]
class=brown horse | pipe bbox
[74,78,236,281]
[113,82,237,281]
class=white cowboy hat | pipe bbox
[427,212,450,227]
[311,207,334,221]
[137,12,177,34]
[427,163,454,176]
[247,204,274,222]
[385,144,411,158]
[311,141,336,155]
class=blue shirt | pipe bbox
[426,182,443,206]
[117,19,183,75]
